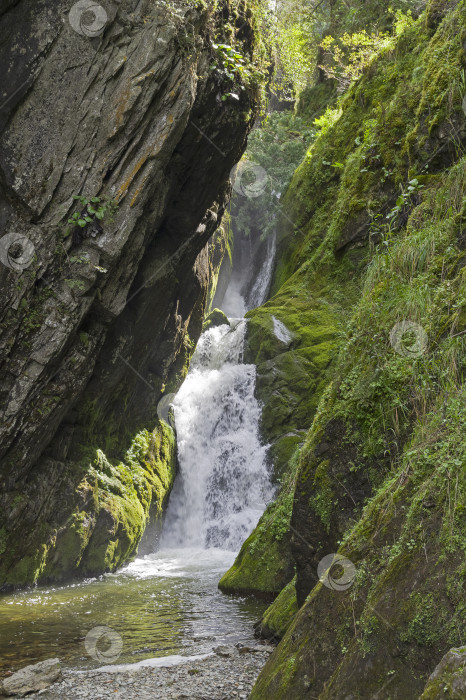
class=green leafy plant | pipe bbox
[230,110,315,240]
[64,195,118,238]
[211,43,262,100]
[319,30,392,92]
[386,178,424,222]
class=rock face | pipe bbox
[1,658,61,696]
[0,0,259,588]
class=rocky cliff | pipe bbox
[0,0,259,588]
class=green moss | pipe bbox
[5,545,49,587]
[0,421,177,587]
[202,308,230,331]
[218,525,292,598]
[0,528,6,557]
[419,646,466,699]
[257,576,299,640]
[309,459,334,532]
[207,222,231,312]
[249,2,466,697]
[76,422,177,576]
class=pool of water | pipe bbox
[0,548,267,678]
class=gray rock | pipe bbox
[2,659,62,697]
[25,650,269,699]
[419,647,466,699]
[213,645,238,658]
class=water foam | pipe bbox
[161,321,273,551]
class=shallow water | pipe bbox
[0,548,267,677]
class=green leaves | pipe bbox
[65,194,118,238]
[386,177,424,220]
[212,41,256,98]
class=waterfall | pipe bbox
[161,320,274,551]
[246,233,276,311]
[160,230,276,552]
[220,232,276,318]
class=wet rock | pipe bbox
[213,645,238,658]
[0,0,258,589]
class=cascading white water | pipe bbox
[246,233,276,311]
[161,229,277,553]
[161,320,274,551]
[221,233,277,318]
[0,236,280,675]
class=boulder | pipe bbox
[1,658,61,697]
[202,308,231,332]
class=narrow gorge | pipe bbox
[1,0,465,698]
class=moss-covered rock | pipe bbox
[207,223,232,313]
[0,421,177,586]
[252,390,466,699]
[218,522,293,599]
[203,308,231,332]
[254,576,298,641]
[420,647,466,699]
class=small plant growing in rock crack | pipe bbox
[370,177,424,248]
[64,195,118,245]
[210,43,261,101]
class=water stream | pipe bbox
[0,232,276,677]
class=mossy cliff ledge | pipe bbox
[250,0,465,697]
[0,0,260,589]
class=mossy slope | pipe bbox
[251,0,465,695]
[0,421,177,587]
[254,576,298,641]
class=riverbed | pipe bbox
[0,548,267,678]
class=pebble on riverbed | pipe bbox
[20,644,274,700]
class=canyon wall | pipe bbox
[0,0,259,588]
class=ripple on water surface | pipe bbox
[0,548,267,677]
